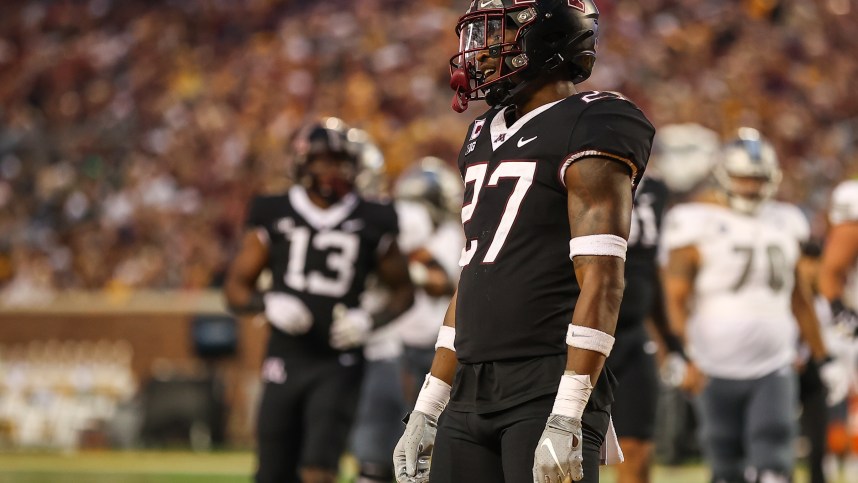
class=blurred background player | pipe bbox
[662,127,832,483]
[648,123,721,204]
[818,177,858,480]
[607,165,684,483]
[646,123,720,468]
[392,156,464,404]
[348,153,459,483]
[223,117,413,483]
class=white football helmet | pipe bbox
[347,127,388,199]
[394,157,463,225]
[650,123,720,194]
[714,127,782,214]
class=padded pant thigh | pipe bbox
[255,380,303,483]
[746,370,797,477]
[431,409,504,483]
[607,336,658,440]
[351,359,407,466]
[432,394,608,483]
[696,378,747,483]
[303,362,364,470]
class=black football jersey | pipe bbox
[246,186,398,356]
[616,176,669,328]
[454,91,655,363]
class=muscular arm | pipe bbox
[819,223,858,302]
[223,230,269,313]
[793,257,828,361]
[663,245,699,344]
[564,157,634,384]
[373,240,416,327]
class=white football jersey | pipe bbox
[828,180,858,308]
[661,201,810,379]
[362,201,435,361]
[398,219,465,349]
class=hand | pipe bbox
[819,357,851,406]
[263,292,313,335]
[330,304,373,350]
[533,414,583,483]
[831,300,858,338]
[393,410,437,483]
[659,353,706,395]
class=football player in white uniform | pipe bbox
[820,179,858,336]
[392,157,464,404]
[662,128,831,483]
[350,153,463,483]
[818,178,858,480]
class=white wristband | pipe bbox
[552,373,593,419]
[435,326,456,352]
[569,234,627,261]
[566,325,615,357]
[413,374,451,419]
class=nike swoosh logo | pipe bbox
[541,438,565,476]
[517,136,537,148]
[479,0,495,8]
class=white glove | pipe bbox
[393,410,437,483]
[263,292,313,335]
[329,304,373,350]
[533,413,584,482]
[819,358,851,407]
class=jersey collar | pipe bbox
[289,186,359,231]
[489,98,564,151]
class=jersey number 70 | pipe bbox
[459,161,537,266]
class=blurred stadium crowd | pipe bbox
[0,0,856,301]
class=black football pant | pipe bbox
[606,324,659,440]
[431,393,608,483]
[255,355,364,483]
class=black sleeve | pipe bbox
[566,96,655,187]
[244,195,271,229]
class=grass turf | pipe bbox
[0,451,840,483]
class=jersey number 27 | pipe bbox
[459,161,536,266]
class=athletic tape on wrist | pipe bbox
[552,373,593,419]
[435,326,455,352]
[566,324,615,357]
[413,374,451,419]
[568,234,627,261]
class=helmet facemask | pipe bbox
[714,128,782,215]
[450,6,534,112]
[449,0,599,113]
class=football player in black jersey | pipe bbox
[393,1,654,482]
[606,174,687,483]
[224,117,413,483]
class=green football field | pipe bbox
[0,451,841,483]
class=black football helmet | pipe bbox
[290,117,361,204]
[449,0,599,112]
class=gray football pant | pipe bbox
[695,367,797,483]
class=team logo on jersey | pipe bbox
[494,133,506,143]
[262,357,287,384]
[465,141,477,155]
[470,119,485,140]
